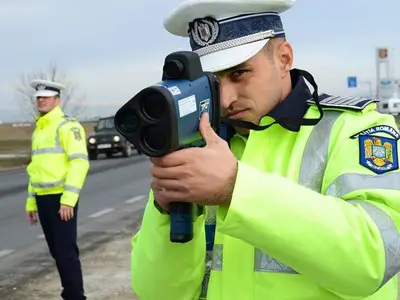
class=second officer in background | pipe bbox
[25,79,89,300]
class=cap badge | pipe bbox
[37,84,46,90]
[190,17,220,47]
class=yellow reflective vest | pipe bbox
[26,106,90,211]
[131,96,400,300]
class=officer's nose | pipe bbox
[218,78,237,112]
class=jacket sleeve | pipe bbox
[59,120,90,207]
[217,111,400,299]
[26,131,37,212]
[131,190,206,300]
[25,180,37,211]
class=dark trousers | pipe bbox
[36,194,86,300]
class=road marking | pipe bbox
[38,234,45,239]
[125,195,147,204]
[88,208,115,218]
[0,249,15,259]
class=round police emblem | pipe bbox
[190,17,220,47]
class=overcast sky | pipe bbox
[1,0,399,120]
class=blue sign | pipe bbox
[380,79,391,85]
[347,76,357,88]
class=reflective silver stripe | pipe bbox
[28,192,36,198]
[64,185,81,194]
[205,206,217,225]
[31,116,75,156]
[32,147,64,155]
[326,172,400,198]
[31,179,64,189]
[254,248,297,274]
[68,153,88,160]
[30,181,80,194]
[348,200,400,287]
[211,244,223,271]
[298,110,343,192]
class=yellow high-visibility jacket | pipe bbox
[131,96,400,300]
[26,105,90,211]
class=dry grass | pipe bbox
[0,156,31,172]
[0,124,33,141]
[0,140,31,154]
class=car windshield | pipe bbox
[96,118,115,131]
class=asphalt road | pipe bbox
[0,153,151,295]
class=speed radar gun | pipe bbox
[114,51,228,244]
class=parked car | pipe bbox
[86,116,141,160]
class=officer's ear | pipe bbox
[54,95,61,105]
[275,39,293,77]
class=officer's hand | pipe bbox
[26,211,38,226]
[59,204,74,221]
[151,113,238,211]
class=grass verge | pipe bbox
[0,140,31,154]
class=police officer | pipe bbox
[26,79,89,300]
[131,0,400,299]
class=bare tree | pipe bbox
[15,63,87,121]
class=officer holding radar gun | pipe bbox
[114,0,400,299]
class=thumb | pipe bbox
[199,113,219,144]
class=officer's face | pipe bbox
[36,96,60,113]
[216,39,293,134]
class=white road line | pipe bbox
[125,195,147,204]
[38,234,45,239]
[88,208,115,218]
[0,249,15,259]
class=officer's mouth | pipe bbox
[227,109,248,120]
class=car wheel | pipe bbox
[89,152,98,160]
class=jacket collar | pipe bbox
[267,69,312,132]
[36,106,64,127]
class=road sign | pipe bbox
[347,76,357,88]
[380,78,392,85]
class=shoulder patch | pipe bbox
[71,126,82,141]
[307,93,378,110]
[353,125,399,174]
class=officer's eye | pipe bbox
[230,70,249,81]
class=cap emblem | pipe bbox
[190,17,220,47]
[37,84,47,90]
